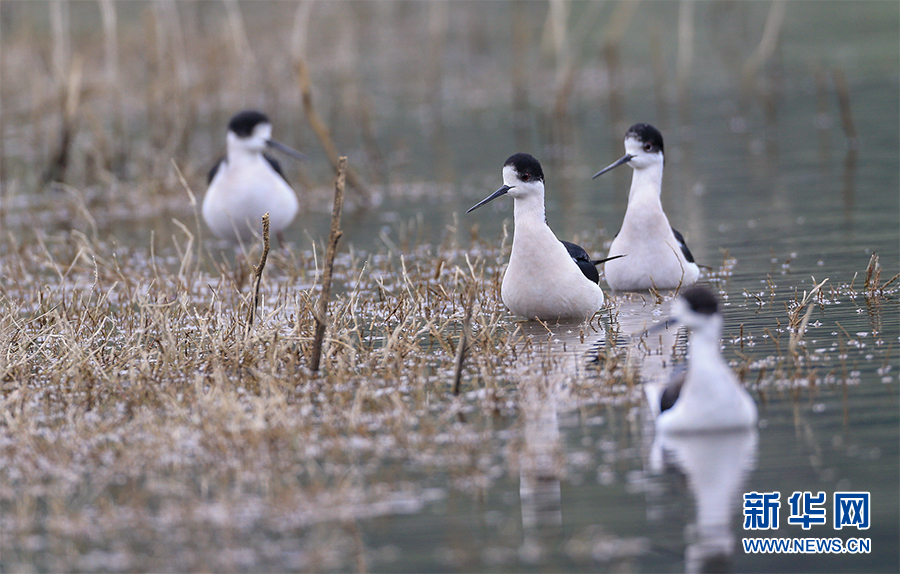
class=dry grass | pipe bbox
[2,209,896,570]
[1,3,897,570]
[0,209,630,570]
[728,256,899,402]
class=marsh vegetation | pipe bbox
[1,1,898,572]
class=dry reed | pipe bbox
[0,3,896,570]
[311,157,347,373]
[1,203,896,570]
[246,213,271,334]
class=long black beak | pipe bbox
[592,153,633,179]
[267,139,307,161]
[466,185,513,214]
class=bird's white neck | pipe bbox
[229,146,262,164]
[619,164,669,236]
[508,186,561,272]
[627,163,664,209]
[512,189,547,230]
[685,317,731,390]
[226,132,266,164]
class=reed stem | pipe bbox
[247,213,271,335]
[452,290,474,396]
[295,59,369,203]
[311,157,347,373]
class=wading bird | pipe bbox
[654,286,758,433]
[203,110,305,244]
[593,123,700,292]
[467,153,608,321]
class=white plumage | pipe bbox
[594,123,700,292]
[203,110,302,244]
[656,286,758,434]
[468,153,605,321]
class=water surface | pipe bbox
[1,1,897,572]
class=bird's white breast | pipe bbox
[656,337,757,433]
[606,200,699,292]
[203,155,299,243]
[502,223,604,321]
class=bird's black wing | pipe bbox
[659,368,686,413]
[207,156,226,184]
[671,227,695,263]
[264,153,289,184]
[561,240,600,284]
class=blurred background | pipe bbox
[1,0,897,267]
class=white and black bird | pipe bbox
[654,286,758,433]
[203,110,304,244]
[467,153,610,321]
[593,123,700,292]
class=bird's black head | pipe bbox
[680,285,718,315]
[626,123,664,154]
[228,110,271,138]
[504,153,545,184]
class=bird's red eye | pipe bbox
[521,174,530,181]
[643,142,653,152]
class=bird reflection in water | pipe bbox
[651,429,758,573]
[513,320,602,559]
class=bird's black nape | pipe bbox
[680,285,718,315]
[625,123,664,154]
[504,153,545,183]
[228,110,271,137]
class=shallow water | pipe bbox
[271,13,898,570]
[2,1,898,572]
[334,287,898,573]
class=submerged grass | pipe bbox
[0,208,616,570]
[1,2,897,571]
[727,254,899,403]
[1,212,897,570]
